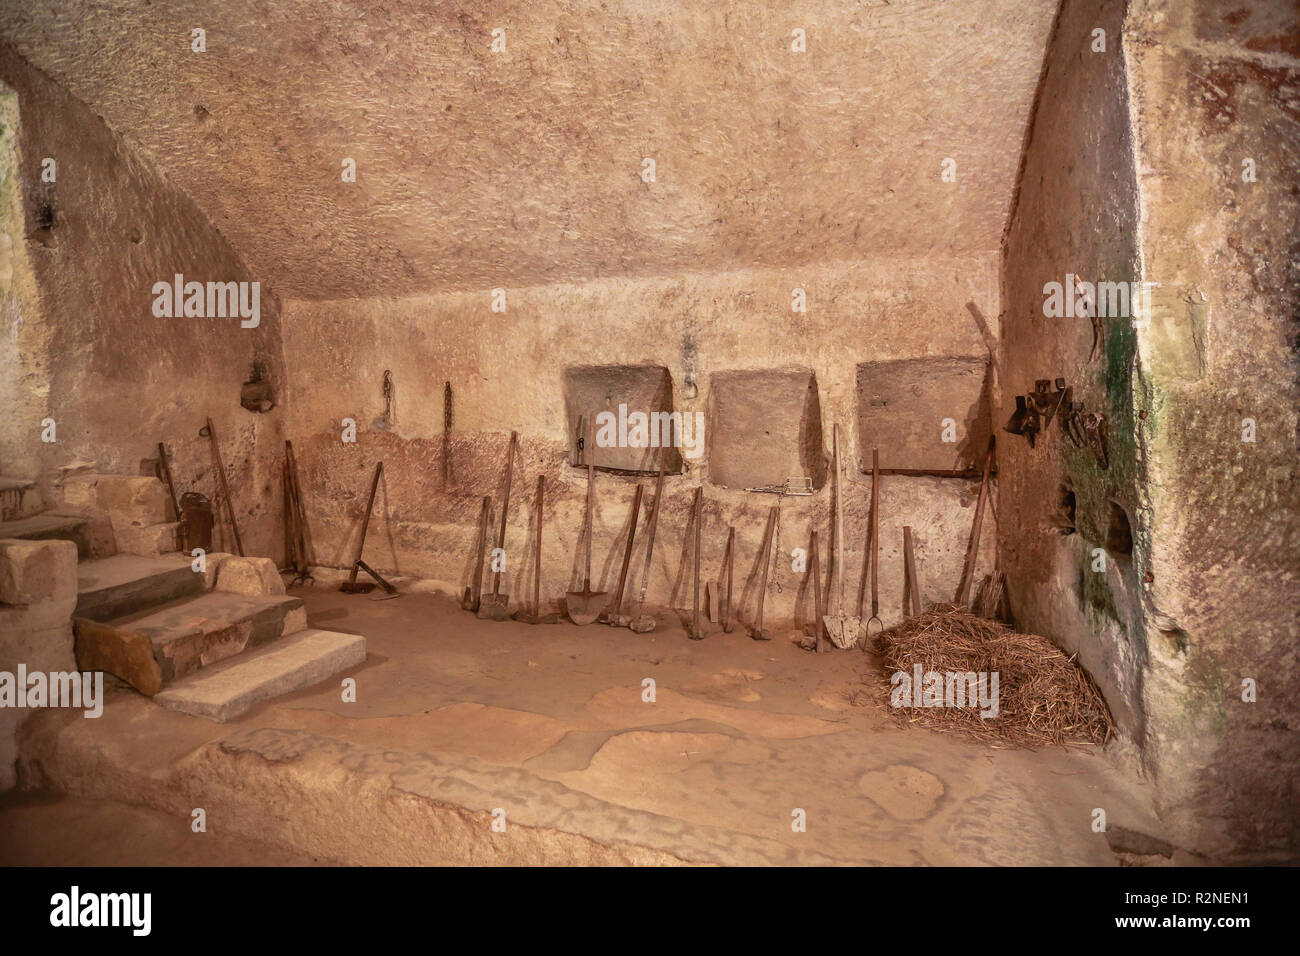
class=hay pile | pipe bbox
[873,604,1114,747]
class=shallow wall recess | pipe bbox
[707,368,825,490]
[563,364,681,473]
[855,357,991,472]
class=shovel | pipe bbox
[627,459,667,633]
[750,505,778,641]
[567,415,608,625]
[864,447,884,643]
[722,526,735,633]
[824,425,865,648]
[514,475,559,624]
[478,431,518,620]
[341,461,384,595]
[687,487,705,640]
[605,483,644,625]
[461,495,492,612]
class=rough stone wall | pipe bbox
[280,256,1000,627]
[1000,0,1148,744]
[1003,0,1300,860]
[0,46,288,558]
[0,79,45,480]
[1125,0,1300,860]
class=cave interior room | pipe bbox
[0,0,1296,869]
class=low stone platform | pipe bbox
[155,628,366,721]
[74,592,305,695]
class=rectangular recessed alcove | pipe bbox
[707,368,826,490]
[855,356,991,472]
[563,364,683,474]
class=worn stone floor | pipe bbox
[2,586,1172,866]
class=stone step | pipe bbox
[0,477,41,521]
[75,553,203,623]
[74,591,305,696]
[154,628,366,722]
[0,513,93,558]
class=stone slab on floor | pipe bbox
[154,628,366,722]
[75,553,201,623]
[0,513,92,559]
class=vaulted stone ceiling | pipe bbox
[0,0,1058,299]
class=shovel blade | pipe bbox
[823,614,864,649]
[566,590,608,626]
[476,594,510,621]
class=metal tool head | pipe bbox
[512,609,559,625]
[566,585,608,626]
[823,613,864,650]
[629,612,657,633]
[340,581,375,594]
[476,593,510,620]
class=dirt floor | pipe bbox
[1,586,1177,866]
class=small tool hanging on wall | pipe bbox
[1063,403,1110,470]
[373,370,394,431]
[1004,378,1069,448]
[442,381,453,487]
[200,417,243,556]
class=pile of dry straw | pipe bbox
[873,604,1114,747]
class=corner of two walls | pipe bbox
[278,256,1001,628]
[1123,0,1300,861]
[0,45,287,560]
[1002,0,1300,860]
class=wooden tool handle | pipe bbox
[584,414,596,585]
[533,475,545,615]
[955,437,995,606]
[612,483,644,616]
[871,447,879,616]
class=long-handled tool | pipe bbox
[478,431,518,620]
[750,505,778,641]
[342,461,398,598]
[201,417,243,556]
[605,483,644,625]
[824,425,864,648]
[628,459,667,633]
[708,526,734,628]
[865,446,883,639]
[955,436,995,607]
[687,486,705,640]
[567,415,608,625]
[157,441,179,523]
[514,475,558,624]
[283,440,313,586]
[723,526,735,633]
[354,559,399,599]
[462,495,492,611]
[903,525,922,617]
[811,529,826,652]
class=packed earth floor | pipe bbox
[1,586,1183,867]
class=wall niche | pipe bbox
[707,368,825,490]
[563,364,683,474]
[855,356,991,472]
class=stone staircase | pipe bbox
[0,471,365,726]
